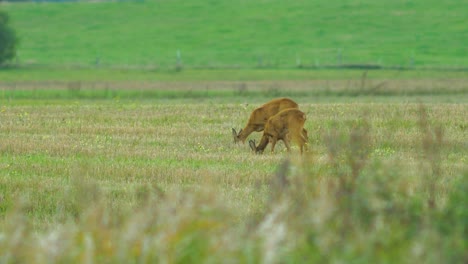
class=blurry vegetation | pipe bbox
[256,108,467,263]
[0,10,18,65]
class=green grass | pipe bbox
[0,66,467,82]
[2,0,467,69]
[0,93,466,262]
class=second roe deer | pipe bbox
[232,97,299,144]
[249,108,308,154]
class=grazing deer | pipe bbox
[249,108,308,154]
[232,98,299,144]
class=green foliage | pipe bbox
[0,10,18,65]
[444,172,468,232]
[436,171,468,263]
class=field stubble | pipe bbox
[0,92,467,262]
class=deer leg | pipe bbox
[270,138,277,153]
[300,134,308,153]
[283,138,291,152]
[302,128,309,141]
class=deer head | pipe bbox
[232,128,243,144]
[249,139,257,152]
[249,139,265,154]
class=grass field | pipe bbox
[2,0,467,69]
[0,87,467,262]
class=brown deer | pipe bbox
[249,108,308,154]
[232,98,299,144]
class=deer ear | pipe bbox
[249,139,256,152]
[232,128,238,143]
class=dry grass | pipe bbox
[0,76,468,103]
[0,97,466,263]
[1,78,467,95]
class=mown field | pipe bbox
[0,82,467,262]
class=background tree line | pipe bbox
[0,9,17,65]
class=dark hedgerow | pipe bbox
[0,10,18,65]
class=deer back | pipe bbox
[249,98,299,127]
[265,108,306,138]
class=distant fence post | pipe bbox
[410,51,415,68]
[296,54,302,68]
[257,56,263,68]
[176,49,182,71]
[337,48,343,66]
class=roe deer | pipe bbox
[232,98,299,144]
[249,108,308,154]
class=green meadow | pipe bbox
[0,0,467,263]
[2,0,467,70]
